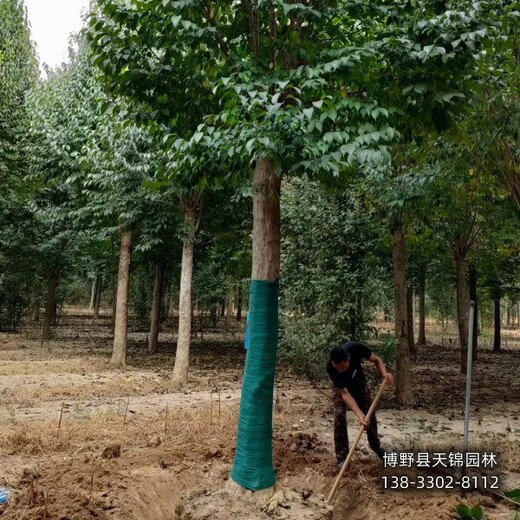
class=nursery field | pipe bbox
[0,310,519,520]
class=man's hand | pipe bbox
[357,414,369,429]
[383,372,394,385]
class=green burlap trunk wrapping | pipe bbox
[231,279,279,490]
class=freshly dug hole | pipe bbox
[176,481,333,519]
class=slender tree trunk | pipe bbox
[51,300,58,326]
[110,236,117,331]
[33,301,40,322]
[356,294,363,339]
[111,230,133,367]
[42,270,58,341]
[469,265,478,361]
[231,157,281,491]
[225,288,233,331]
[172,198,198,386]
[493,299,501,352]
[506,304,511,326]
[160,270,169,323]
[392,223,415,406]
[148,264,164,354]
[89,278,97,310]
[407,285,416,355]
[93,275,102,320]
[418,275,426,346]
[191,301,196,338]
[199,308,204,339]
[453,237,470,374]
[236,285,243,322]
[349,310,357,340]
[210,306,218,327]
[111,274,117,331]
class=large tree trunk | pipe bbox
[392,223,415,406]
[148,264,164,354]
[453,236,470,374]
[469,265,478,361]
[111,230,133,367]
[418,274,426,347]
[493,299,501,352]
[236,285,243,322]
[231,157,281,491]
[172,198,198,386]
[407,285,416,355]
[42,270,58,341]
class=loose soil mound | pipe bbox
[176,483,333,520]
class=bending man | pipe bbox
[326,341,393,469]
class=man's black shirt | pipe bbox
[326,341,372,396]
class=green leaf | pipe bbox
[504,489,520,503]
[456,504,471,519]
[303,107,314,119]
[470,505,484,520]
[442,92,465,102]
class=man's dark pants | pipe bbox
[333,385,381,464]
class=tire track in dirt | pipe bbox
[0,385,319,423]
[0,388,241,422]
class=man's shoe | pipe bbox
[337,460,345,471]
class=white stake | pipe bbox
[461,300,475,497]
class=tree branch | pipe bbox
[202,1,230,58]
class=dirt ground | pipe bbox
[0,311,519,519]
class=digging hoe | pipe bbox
[326,379,387,504]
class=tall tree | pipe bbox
[88,0,516,495]
[0,0,38,330]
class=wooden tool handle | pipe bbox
[326,379,387,504]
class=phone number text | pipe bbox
[381,475,499,490]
